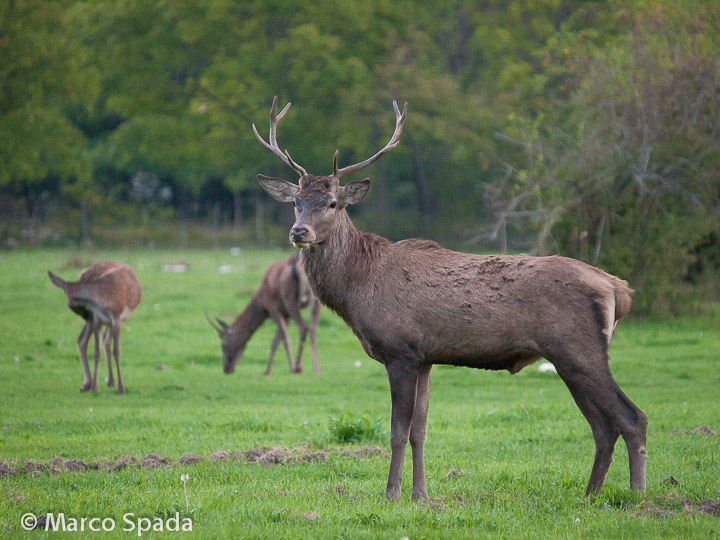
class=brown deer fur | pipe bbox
[48,262,142,394]
[207,253,321,375]
[254,97,648,501]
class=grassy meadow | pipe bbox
[0,248,718,538]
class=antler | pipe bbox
[333,100,408,178]
[252,96,307,177]
[205,311,230,334]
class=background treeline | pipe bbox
[1,0,719,314]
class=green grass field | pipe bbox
[1,248,718,538]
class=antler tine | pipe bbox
[252,96,307,177]
[205,311,225,333]
[334,100,408,179]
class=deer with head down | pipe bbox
[48,262,142,394]
[254,97,647,500]
[207,253,321,375]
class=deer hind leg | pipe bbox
[271,313,296,373]
[309,298,321,373]
[409,364,432,500]
[90,321,102,393]
[265,329,283,375]
[289,310,308,374]
[560,375,620,495]
[77,321,92,392]
[385,360,421,501]
[112,323,126,395]
[557,362,647,494]
[103,327,114,387]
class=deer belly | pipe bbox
[431,350,542,374]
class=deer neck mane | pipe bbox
[229,295,267,347]
[301,211,388,321]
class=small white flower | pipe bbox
[88,408,93,413]
[181,473,189,482]
[354,361,362,368]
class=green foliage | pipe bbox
[328,412,385,444]
[1,0,719,314]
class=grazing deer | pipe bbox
[48,262,142,394]
[254,97,647,500]
[207,253,321,375]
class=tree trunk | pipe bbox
[255,195,265,246]
[233,192,243,236]
[212,200,221,248]
[500,220,507,254]
[592,211,606,265]
[80,198,91,247]
[177,200,187,249]
[409,142,432,234]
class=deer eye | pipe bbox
[329,201,337,209]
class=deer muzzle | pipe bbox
[290,225,315,247]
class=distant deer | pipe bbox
[254,97,647,500]
[48,262,142,394]
[207,253,321,375]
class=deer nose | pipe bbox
[290,226,308,243]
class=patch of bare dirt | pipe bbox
[669,425,719,437]
[140,454,171,469]
[338,445,387,458]
[444,468,464,481]
[0,461,19,477]
[3,444,386,477]
[683,498,720,516]
[631,497,720,518]
[238,445,328,465]
[97,455,137,471]
[178,454,204,466]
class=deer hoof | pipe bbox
[117,386,126,395]
[107,380,115,388]
[80,383,91,392]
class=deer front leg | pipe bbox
[112,324,126,395]
[90,322,101,393]
[103,327,114,387]
[77,321,92,392]
[289,311,308,374]
[410,364,432,500]
[385,360,421,501]
[309,299,321,373]
[265,329,283,375]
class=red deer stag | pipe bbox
[48,262,142,394]
[207,253,321,375]
[254,97,647,500]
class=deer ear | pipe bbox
[257,175,299,202]
[342,178,371,205]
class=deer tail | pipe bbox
[48,271,67,291]
[613,278,634,322]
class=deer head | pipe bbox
[205,312,246,374]
[254,96,407,248]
